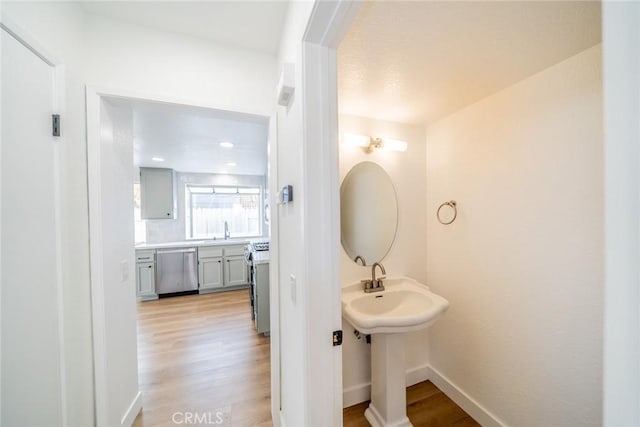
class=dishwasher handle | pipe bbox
[156,248,197,255]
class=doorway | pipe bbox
[86,89,276,426]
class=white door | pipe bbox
[1,28,63,425]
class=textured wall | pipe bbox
[425,45,603,426]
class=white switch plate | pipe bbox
[290,274,296,303]
[121,260,129,283]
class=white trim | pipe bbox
[86,88,109,425]
[120,392,142,427]
[0,12,60,66]
[268,114,281,426]
[300,1,360,425]
[602,2,640,424]
[342,365,430,408]
[51,63,68,427]
[427,366,505,427]
[86,85,272,120]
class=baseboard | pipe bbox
[343,364,430,408]
[427,366,505,427]
[198,284,250,294]
[121,391,142,427]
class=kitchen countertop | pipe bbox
[135,239,250,250]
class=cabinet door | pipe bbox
[225,255,248,286]
[199,257,223,289]
[140,167,174,219]
[136,262,155,296]
[254,263,270,335]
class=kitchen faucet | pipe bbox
[362,262,386,293]
[224,221,230,240]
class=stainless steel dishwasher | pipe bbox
[155,248,198,295]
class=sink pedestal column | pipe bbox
[365,333,412,427]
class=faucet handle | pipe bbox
[377,276,386,281]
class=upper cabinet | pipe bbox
[140,167,176,219]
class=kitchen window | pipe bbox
[185,185,262,239]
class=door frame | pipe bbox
[0,12,67,426]
[297,2,360,425]
[85,86,276,425]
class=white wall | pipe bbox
[425,45,603,426]
[1,2,279,425]
[602,2,640,425]
[143,171,268,243]
[1,3,94,425]
[97,99,140,425]
[84,13,277,117]
[273,1,315,426]
[339,115,429,406]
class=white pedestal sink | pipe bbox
[342,277,449,427]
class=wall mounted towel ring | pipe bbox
[437,200,457,225]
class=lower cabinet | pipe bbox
[135,249,158,300]
[225,255,248,287]
[199,256,223,290]
[198,244,249,293]
[253,262,270,335]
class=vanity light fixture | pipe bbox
[219,141,234,148]
[226,162,237,167]
[151,156,165,162]
[343,133,408,153]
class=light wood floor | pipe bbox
[133,289,271,427]
[132,289,478,427]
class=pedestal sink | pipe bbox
[342,277,449,427]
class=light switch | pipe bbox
[290,274,296,303]
[121,260,129,283]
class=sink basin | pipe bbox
[342,277,449,334]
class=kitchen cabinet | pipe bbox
[135,249,158,300]
[225,255,248,287]
[140,167,175,219]
[199,256,223,290]
[198,244,249,293]
[253,262,270,335]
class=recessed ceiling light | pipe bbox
[220,142,234,148]
[151,156,165,162]
[226,162,237,167]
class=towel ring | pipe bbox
[437,200,457,225]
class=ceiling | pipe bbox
[80,1,288,55]
[125,100,268,175]
[338,1,601,126]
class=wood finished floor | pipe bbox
[133,289,271,427]
[343,381,480,427]
[132,289,478,427]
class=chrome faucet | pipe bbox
[362,262,386,293]
[224,221,230,240]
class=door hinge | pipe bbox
[52,114,60,137]
[332,330,343,346]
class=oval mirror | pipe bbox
[340,161,398,266]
